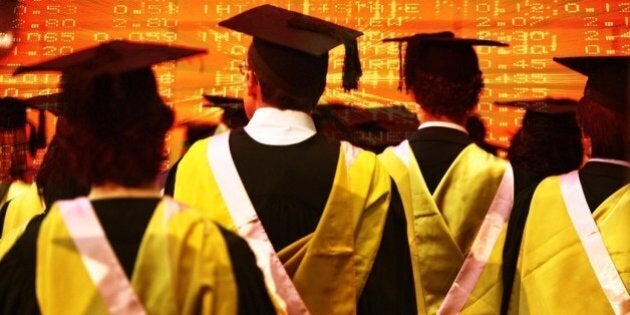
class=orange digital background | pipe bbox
[1,0,629,162]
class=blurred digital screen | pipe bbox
[1,0,629,147]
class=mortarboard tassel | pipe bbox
[287,17,363,91]
[27,121,38,156]
[398,41,404,92]
[36,109,47,149]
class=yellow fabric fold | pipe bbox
[2,182,44,238]
[379,143,508,314]
[36,198,238,315]
[1,180,31,205]
[175,138,390,315]
[515,179,629,314]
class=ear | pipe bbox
[582,131,592,161]
[243,71,262,119]
[246,71,260,99]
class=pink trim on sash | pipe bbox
[560,171,630,314]
[57,198,146,315]
[161,196,186,221]
[438,164,515,314]
[207,132,310,315]
[340,141,362,169]
[390,140,411,167]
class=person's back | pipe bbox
[173,5,417,314]
[378,31,514,314]
[494,98,584,314]
[0,40,274,315]
[514,56,630,314]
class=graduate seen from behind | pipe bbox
[513,56,630,314]
[0,96,92,239]
[0,97,44,206]
[379,32,515,314]
[0,40,274,315]
[494,97,584,314]
[173,4,417,315]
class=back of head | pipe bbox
[393,32,506,122]
[220,5,363,112]
[57,67,174,188]
[12,40,205,188]
[508,111,583,177]
[248,38,328,111]
[0,97,30,182]
[577,97,629,161]
[554,56,629,161]
[36,133,90,209]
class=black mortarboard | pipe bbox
[383,31,508,90]
[13,40,206,76]
[494,98,578,115]
[178,121,218,148]
[26,93,61,116]
[219,5,363,96]
[202,94,243,111]
[202,94,248,129]
[0,96,52,153]
[553,56,629,114]
[0,97,29,130]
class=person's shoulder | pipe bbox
[178,137,213,170]
[186,137,212,156]
[0,212,46,262]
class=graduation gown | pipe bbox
[174,128,416,315]
[0,180,31,206]
[0,197,275,315]
[506,161,630,314]
[0,183,44,238]
[379,126,514,314]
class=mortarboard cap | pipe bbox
[26,93,62,116]
[0,97,29,130]
[0,96,54,152]
[219,5,363,96]
[13,40,207,77]
[203,94,243,111]
[202,94,248,129]
[553,56,629,114]
[383,31,507,90]
[494,98,578,115]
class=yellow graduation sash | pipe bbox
[516,174,630,314]
[379,142,510,314]
[37,197,238,315]
[1,182,45,238]
[1,179,31,205]
[207,131,308,315]
[175,135,390,315]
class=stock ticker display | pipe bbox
[1,0,629,146]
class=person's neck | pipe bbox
[588,157,630,168]
[89,182,161,200]
[417,109,466,126]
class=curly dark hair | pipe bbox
[407,71,484,122]
[36,133,90,209]
[56,67,174,188]
[508,111,583,177]
[577,96,629,161]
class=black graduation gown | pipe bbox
[500,161,630,314]
[0,201,9,237]
[228,129,416,314]
[0,197,275,315]
[406,126,473,194]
